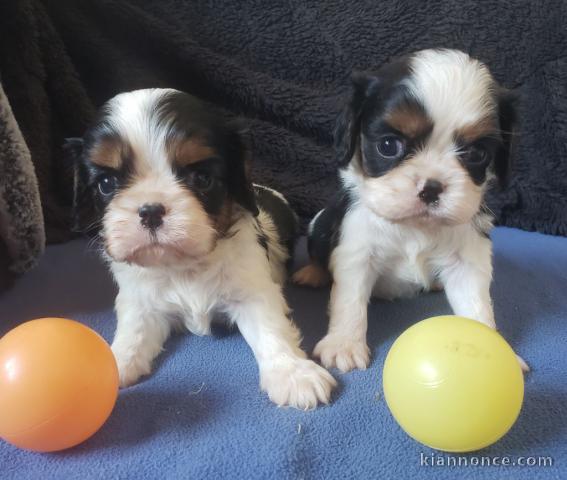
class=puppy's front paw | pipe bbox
[112,348,152,388]
[313,334,370,372]
[261,358,337,410]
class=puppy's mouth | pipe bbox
[412,204,441,219]
[391,201,456,226]
[391,202,435,220]
[122,243,182,265]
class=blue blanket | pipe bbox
[1,227,566,479]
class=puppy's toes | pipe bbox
[292,263,330,288]
[313,334,370,372]
[112,349,151,387]
[261,358,337,410]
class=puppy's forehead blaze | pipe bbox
[174,137,217,167]
[384,102,433,138]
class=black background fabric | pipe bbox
[1,0,566,242]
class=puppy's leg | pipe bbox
[231,283,336,410]
[111,292,172,387]
[313,250,375,372]
[441,258,496,329]
[440,245,529,372]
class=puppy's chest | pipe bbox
[162,272,227,326]
[380,241,433,279]
[117,265,227,331]
[369,230,448,297]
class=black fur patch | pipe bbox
[335,56,412,168]
[176,157,229,216]
[63,137,130,233]
[158,90,258,216]
[494,90,518,188]
[455,136,502,186]
[335,56,440,179]
[360,94,433,177]
[254,185,298,259]
[307,188,352,269]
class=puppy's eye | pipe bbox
[97,174,118,196]
[465,147,490,166]
[377,135,405,159]
[193,171,214,191]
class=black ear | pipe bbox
[63,137,97,233]
[494,89,518,188]
[225,126,259,216]
[335,72,380,167]
[63,137,84,164]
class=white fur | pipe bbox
[111,212,336,409]
[407,50,495,131]
[313,50,528,372]
[105,88,178,174]
[314,196,497,372]
[99,89,335,409]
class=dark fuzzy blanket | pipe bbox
[0,82,45,290]
[1,0,566,245]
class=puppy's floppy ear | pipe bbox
[63,137,97,233]
[335,72,380,167]
[225,124,259,216]
[494,89,518,188]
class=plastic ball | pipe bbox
[383,315,524,452]
[0,318,119,452]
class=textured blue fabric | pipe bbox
[0,227,565,479]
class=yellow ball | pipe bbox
[383,316,524,452]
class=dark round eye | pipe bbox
[377,135,404,159]
[97,174,118,196]
[466,147,490,165]
[194,171,214,191]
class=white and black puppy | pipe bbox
[294,49,528,373]
[66,88,336,409]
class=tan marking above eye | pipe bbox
[89,139,124,169]
[384,105,433,139]
[174,138,217,167]
[456,116,498,143]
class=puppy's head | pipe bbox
[66,89,257,267]
[337,49,517,225]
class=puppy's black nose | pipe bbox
[418,179,444,205]
[138,203,166,230]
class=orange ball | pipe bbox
[0,318,118,452]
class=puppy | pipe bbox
[294,49,528,373]
[66,88,336,409]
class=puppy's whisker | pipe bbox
[86,233,105,254]
[482,204,496,218]
[79,217,103,233]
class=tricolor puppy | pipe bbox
[66,88,336,409]
[294,49,528,372]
